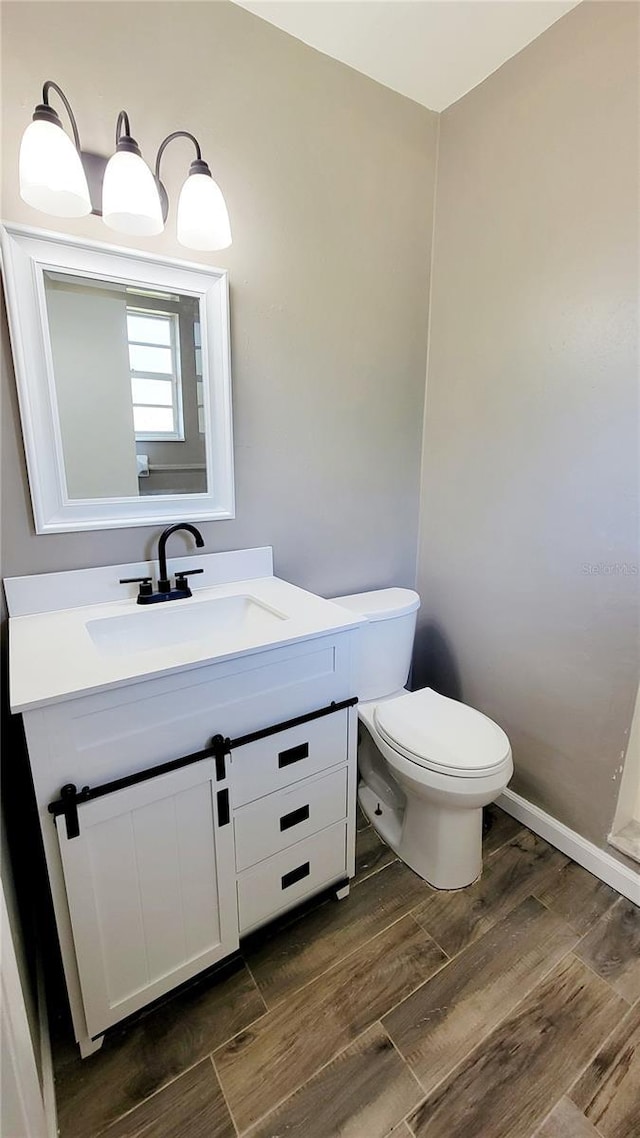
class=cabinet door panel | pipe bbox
[56,760,238,1038]
[86,811,150,1003]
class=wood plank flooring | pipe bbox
[534,1097,602,1138]
[353,821,397,882]
[574,897,640,1002]
[406,955,627,1138]
[383,896,578,1090]
[387,1124,414,1138]
[99,1060,234,1138]
[52,956,267,1138]
[533,859,620,936]
[214,915,446,1132]
[52,804,638,1138]
[411,828,570,956]
[569,1000,640,1138]
[246,1024,423,1138]
[243,857,432,1008]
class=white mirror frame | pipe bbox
[0,223,234,532]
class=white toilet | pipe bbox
[334,588,513,889]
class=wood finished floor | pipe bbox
[52,805,640,1138]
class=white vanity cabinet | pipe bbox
[18,616,358,1057]
[8,550,362,1057]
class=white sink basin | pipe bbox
[7,550,365,713]
[86,594,287,657]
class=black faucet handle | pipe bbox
[119,576,154,601]
[174,568,204,592]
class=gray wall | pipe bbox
[415,1,639,850]
[1,0,437,595]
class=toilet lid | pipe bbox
[373,688,511,776]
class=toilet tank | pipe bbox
[331,588,420,701]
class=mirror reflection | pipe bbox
[43,272,207,498]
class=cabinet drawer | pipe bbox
[237,821,347,934]
[234,766,347,872]
[231,709,348,807]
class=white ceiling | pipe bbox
[234,0,580,112]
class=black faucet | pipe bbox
[120,523,205,604]
[158,523,205,592]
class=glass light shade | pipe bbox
[102,149,164,236]
[19,119,91,218]
[177,173,232,251]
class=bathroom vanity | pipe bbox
[6,547,362,1057]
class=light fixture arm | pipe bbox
[115,110,132,146]
[155,131,203,182]
[112,109,145,158]
[39,80,82,151]
[154,132,211,224]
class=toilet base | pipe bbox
[358,782,403,851]
[358,781,482,890]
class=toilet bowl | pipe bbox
[333,589,513,889]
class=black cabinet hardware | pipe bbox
[280,804,310,831]
[278,742,309,768]
[49,734,230,839]
[217,788,230,827]
[229,697,357,751]
[212,738,227,781]
[49,698,357,840]
[60,784,81,840]
[281,862,310,889]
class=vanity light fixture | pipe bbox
[157,132,232,252]
[19,82,232,250]
[19,81,91,218]
[102,112,164,237]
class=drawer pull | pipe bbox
[280,804,310,832]
[281,861,310,889]
[278,742,309,768]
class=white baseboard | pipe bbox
[497,789,640,906]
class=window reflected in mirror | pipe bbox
[43,272,207,498]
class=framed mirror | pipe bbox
[0,224,234,532]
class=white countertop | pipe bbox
[6,550,363,713]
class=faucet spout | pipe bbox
[157,523,205,591]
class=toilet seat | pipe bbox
[373,688,511,779]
